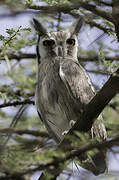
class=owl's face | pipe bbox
[38,31,78,59]
[33,18,83,60]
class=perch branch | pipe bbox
[71,68,119,132]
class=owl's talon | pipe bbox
[91,122,107,140]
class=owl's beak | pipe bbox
[56,46,64,57]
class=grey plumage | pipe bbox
[33,17,107,175]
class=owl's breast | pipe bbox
[36,58,82,113]
[35,59,81,142]
[36,59,62,108]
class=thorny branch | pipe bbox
[4,26,22,46]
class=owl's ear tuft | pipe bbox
[32,18,47,35]
[69,17,84,35]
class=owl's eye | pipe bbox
[66,39,75,46]
[43,40,55,47]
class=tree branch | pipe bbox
[87,69,111,75]
[100,1,112,6]
[0,52,119,62]
[71,68,119,132]
[86,20,114,34]
[0,99,34,108]
[78,1,113,22]
[94,0,112,6]
[0,128,49,137]
[0,53,36,61]
[2,135,119,179]
[78,55,119,62]
[112,1,119,41]
[70,11,114,34]
[29,2,113,22]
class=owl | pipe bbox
[33,17,107,175]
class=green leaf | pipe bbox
[0,35,5,40]
[0,92,7,101]
[6,28,15,35]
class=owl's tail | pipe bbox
[78,148,107,175]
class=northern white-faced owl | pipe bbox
[33,17,107,175]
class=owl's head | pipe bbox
[32,17,83,59]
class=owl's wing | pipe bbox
[59,58,95,103]
[59,58,107,138]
